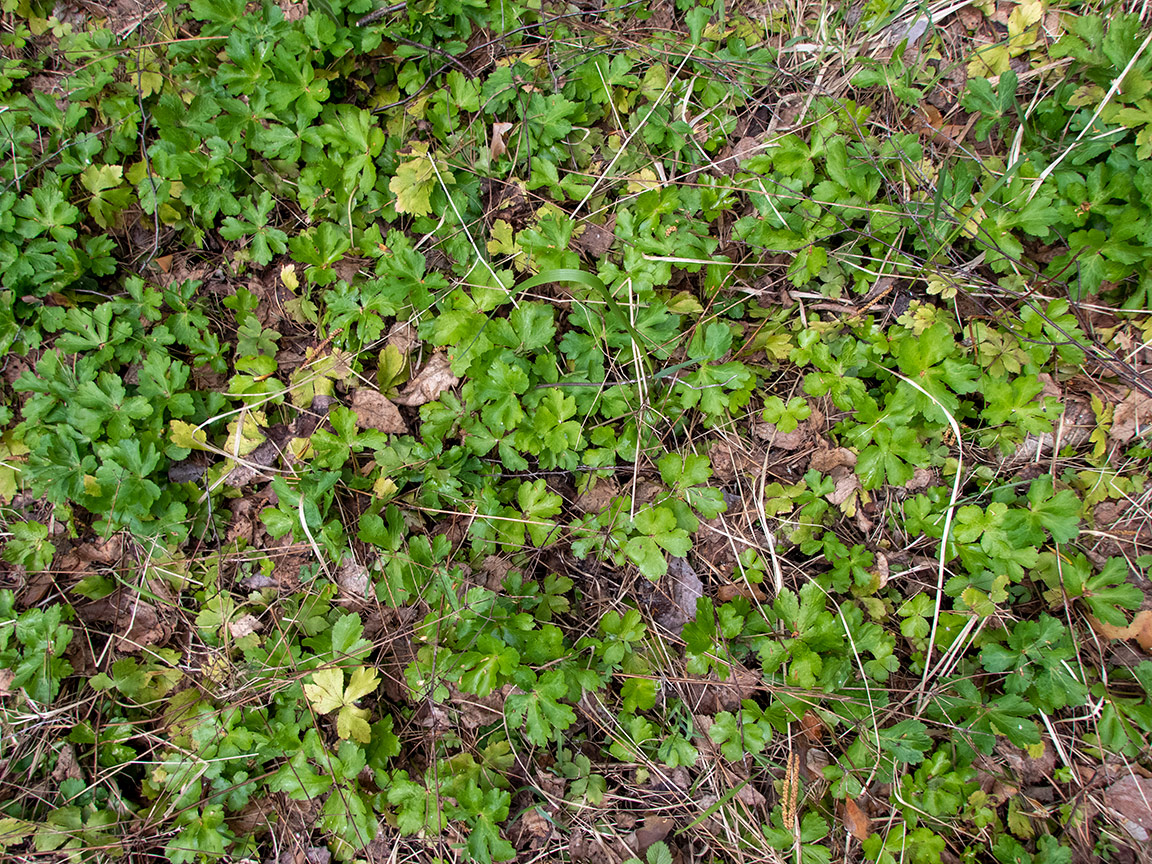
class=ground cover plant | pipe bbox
[1,0,1151,861]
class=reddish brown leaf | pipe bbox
[842,798,871,841]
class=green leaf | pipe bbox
[657,733,698,768]
[14,182,80,242]
[985,694,1042,748]
[458,635,519,697]
[624,535,668,579]
[708,705,770,760]
[621,677,657,713]
[876,719,932,765]
[90,657,150,699]
[509,303,555,351]
[1025,477,1081,544]
[466,800,516,863]
[657,452,712,489]
[517,479,563,546]
[505,670,576,746]
[2,521,53,572]
[1083,557,1143,626]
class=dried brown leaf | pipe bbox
[336,559,370,599]
[574,477,621,514]
[684,663,760,713]
[709,437,763,483]
[1110,389,1152,444]
[735,783,767,809]
[751,420,809,450]
[905,468,933,492]
[490,121,514,160]
[386,321,418,354]
[450,683,510,729]
[351,389,408,433]
[52,744,83,783]
[1104,775,1152,841]
[653,557,704,634]
[809,447,856,472]
[717,581,766,603]
[628,816,675,856]
[393,353,458,407]
[75,535,123,564]
[278,0,308,21]
[827,468,861,507]
[800,711,825,743]
[228,614,263,639]
[512,808,554,845]
[572,221,616,258]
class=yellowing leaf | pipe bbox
[760,332,794,361]
[344,666,380,702]
[968,45,1010,78]
[926,276,958,299]
[666,291,704,314]
[225,412,267,457]
[1069,84,1107,108]
[304,667,346,714]
[1089,394,1112,460]
[958,206,986,240]
[487,219,517,256]
[390,158,433,216]
[640,64,668,100]
[280,263,299,291]
[305,666,379,743]
[337,704,372,743]
[0,818,34,848]
[376,344,408,392]
[1135,125,1152,160]
[128,49,164,98]
[134,70,164,99]
[1008,0,1044,49]
[0,435,24,504]
[626,168,660,194]
[170,420,209,451]
[373,476,398,499]
[389,143,452,217]
[290,348,352,407]
[288,437,314,461]
[80,164,124,195]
